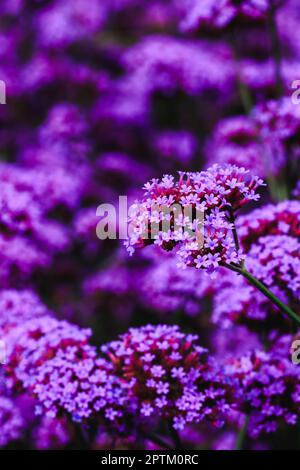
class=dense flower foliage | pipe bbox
[1,0,300,452]
[0,395,24,447]
[226,348,300,438]
[102,325,234,430]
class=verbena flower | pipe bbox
[153,130,197,165]
[212,268,291,331]
[237,200,300,251]
[32,416,71,450]
[204,115,283,177]
[138,250,213,316]
[0,395,24,447]
[126,164,264,274]
[122,35,234,97]
[0,289,49,334]
[226,348,300,438]
[179,0,274,33]
[102,324,234,430]
[246,235,300,301]
[33,344,128,423]
[4,316,91,391]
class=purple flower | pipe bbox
[0,289,49,334]
[179,0,276,33]
[4,316,91,391]
[0,395,24,447]
[126,164,264,274]
[226,346,300,438]
[102,324,234,430]
[33,345,128,424]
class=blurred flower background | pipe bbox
[0,0,300,450]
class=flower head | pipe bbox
[33,344,128,424]
[102,324,234,430]
[0,395,24,447]
[227,347,300,438]
[179,0,274,34]
[126,164,264,274]
[4,316,91,391]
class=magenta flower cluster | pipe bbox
[102,325,234,431]
[126,164,264,274]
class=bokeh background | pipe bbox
[0,0,300,450]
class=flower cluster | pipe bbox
[33,345,128,423]
[0,395,24,447]
[204,115,282,177]
[226,349,300,438]
[102,325,234,430]
[126,164,264,273]
[122,36,234,97]
[237,200,300,251]
[138,251,213,316]
[4,317,91,391]
[246,235,300,303]
[212,269,290,331]
[153,131,197,165]
[0,289,49,334]
[179,0,274,33]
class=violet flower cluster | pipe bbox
[126,164,264,274]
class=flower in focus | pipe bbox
[126,164,264,274]
[33,345,128,424]
[102,324,234,430]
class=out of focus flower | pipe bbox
[153,130,197,165]
[293,181,300,199]
[5,316,91,391]
[204,115,282,177]
[227,348,300,438]
[102,324,234,430]
[0,395,24,447]
[246,235,300,301]
[122,35,234,97]
[179,0,274,33]
[212,268,291,331]
[237,200,300,251]
[0,289,49,334]
[138,251,212,316]
[33,417,71,450]
[36,0,108,48]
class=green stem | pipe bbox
[224,263,300,327]
[236,415,249,450]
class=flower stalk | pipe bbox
[236,415,249,451]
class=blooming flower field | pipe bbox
[0,0,300,450]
